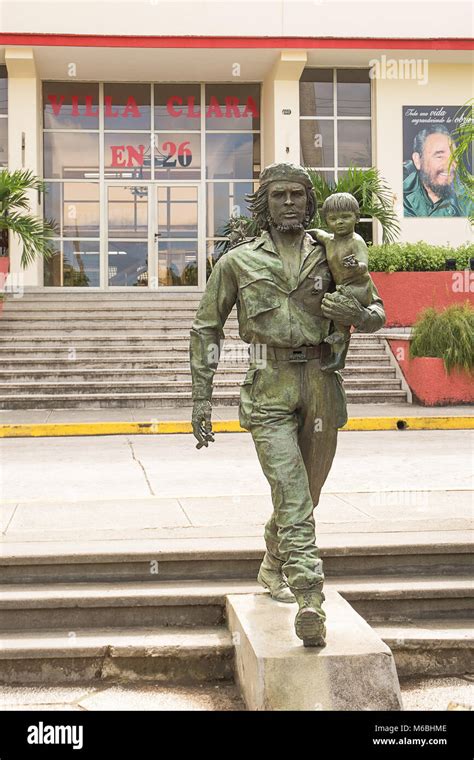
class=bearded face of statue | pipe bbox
[266,181,308,232]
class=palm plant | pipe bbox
[0,169,57,268]
[215,166,400,255]
[449,100,473,224]
[307,166,400,244]
[215,215,260,256]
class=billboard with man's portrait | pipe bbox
[403,105,473,218]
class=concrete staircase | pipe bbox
[0,292,407,410]
[0,539,471,685]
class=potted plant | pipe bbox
[388,303,474,405]
[0,169,57,276]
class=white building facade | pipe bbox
[0,0,472,291]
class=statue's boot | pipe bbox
[257,552,295,603]
[292,585,327,647]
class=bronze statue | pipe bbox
[190,163,385,646]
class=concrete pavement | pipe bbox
[1,429,472,547]
[1,676,473,711]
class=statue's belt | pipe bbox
[265,345,322,362]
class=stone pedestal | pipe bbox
[226,590,402,711]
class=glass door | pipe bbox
[155,184,200,288]
[106,183,150,287]
[105,182,201,288]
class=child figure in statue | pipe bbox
[309,192,373,372]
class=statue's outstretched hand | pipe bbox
[342,255,368,275]
[192,400,215,449]
[321,285,365,327]
[342,254,359,268]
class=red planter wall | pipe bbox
[388,339,474,406]
[372,271,474,327]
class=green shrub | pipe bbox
[410,302,474,374]
[368,242,473,272]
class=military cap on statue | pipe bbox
[258,162,314,189]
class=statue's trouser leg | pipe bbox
[260,530,284,572]
[297,363,340,512]
[240,358,345,590]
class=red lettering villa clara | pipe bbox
[46,92,259,167]
[46,94,260,120]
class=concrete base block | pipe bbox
[226,590,403,711]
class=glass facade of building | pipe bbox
[42,82,261,287]
[300,69,373,241]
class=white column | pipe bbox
[5,47,43,287]
[262,51,307,166]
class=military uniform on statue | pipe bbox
[190,163,386,646]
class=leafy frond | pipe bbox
[0,212,57,268]
[0,169,47,214]
[448,99,474,203]
[207,165,400,253]
[449,101,474,226]
[410,302,474,374]
[0,170,57,267]
[215,216,260,255]
[307,166,400,244]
